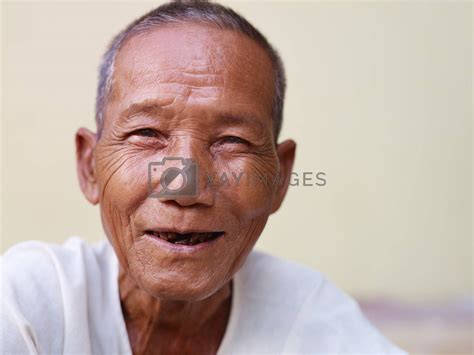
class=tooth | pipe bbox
[152,231,223,245]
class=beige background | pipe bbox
[1,1,471,303]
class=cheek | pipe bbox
[97,150,150,214]
[95,148,150,261]
[214,155,279,221]
[222,214,269,281]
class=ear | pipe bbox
[271,139,296,214]
[76,127,99,205]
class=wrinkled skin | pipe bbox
[76,23,295,355]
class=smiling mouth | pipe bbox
[145,230,225,246]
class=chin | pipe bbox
[131,263,228,302]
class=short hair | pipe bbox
[95,0,286,139]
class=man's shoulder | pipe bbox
[240,249,326,299]
[2,237,112,283]
[233,250,406,353]
[2,237,111,306]
[1,237,117,354]
[2,236,115,305]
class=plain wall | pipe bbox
[1,1,471,303]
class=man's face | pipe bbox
[78,24,294,301]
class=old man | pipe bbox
[2,1,404,354]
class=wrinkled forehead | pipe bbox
[107,23,275,126]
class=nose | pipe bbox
[156,136,215,207]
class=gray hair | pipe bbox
[95,0,286,139]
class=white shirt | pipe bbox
[1,237,405,354]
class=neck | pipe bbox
[118,268,232,354]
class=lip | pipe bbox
[148,227,224,234]
[142,229,225,253]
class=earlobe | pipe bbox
[271,139,296,214]
[76,128,100,205]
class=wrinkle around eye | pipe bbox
[97,148,151,207]
[121,129,167,150]
[127,135,167,149]
[99,152,130,200]
[130,128,160,138]
[219,136,249,146]
[213,137,275,157]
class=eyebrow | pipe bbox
[120,100,267,131]
[215,112,266,131]
[120,101,164,121]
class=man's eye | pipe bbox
[221,136,248,145]
[130,128,160,138]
